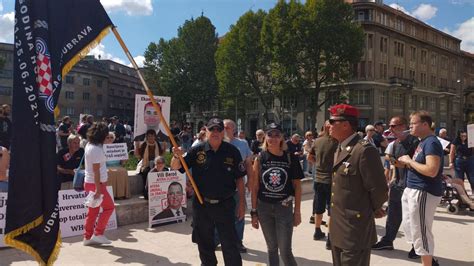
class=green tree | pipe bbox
[262,0,364,128]
[215,10,275,122]
[143,15,219,120]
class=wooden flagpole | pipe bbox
[111,26,203,204]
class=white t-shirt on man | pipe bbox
[84,143,108,183]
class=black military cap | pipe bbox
[206,117,224,131]
[265,122,282,133]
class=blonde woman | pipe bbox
[250,123,303,266]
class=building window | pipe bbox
[65,107,75,115]
[65,91,74,99]
[97,109,103,116]
[367,61,372,78]
[392,93,403,108]
[380,91,387,107]
[97,80,103,88]
[118,90,124,96]
[360,61,366,78]
[430,75,436,87]
[127,92,131,98]
[409,70,416,80]
[440,99,447,111]
[429,98,436,111]
[367,34,373,49]
[409,95,417,109]
[410,46,416,61]
[83,107,91,114]
[380,37,388,53]
[431,53,437,67]
[419,97,426,109]
[0,86,12,96]
[421,50,427,65]
[410,24,416,36]
[65,76,74,84]
[83,78,90,86]
[420,73,427,86]
[83,92,90,100]
[110,89,114,95]
[394,41,404,57]
[97,94,102,103]
[350,90,370,105]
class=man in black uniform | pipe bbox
[171,117,245,266]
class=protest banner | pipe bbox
[0,192,6,247]
[58,187,117,238]
[134,95,171,143]
[468,124,474,148]
[148,171,187,227]
[104,143,129,162]
[1,188,117,247]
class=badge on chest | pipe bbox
[196,151,206,165]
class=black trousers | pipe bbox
[331,246,371,266]
[381,184,404,243]
[193,197,242,266]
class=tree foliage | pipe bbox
[261,0,364,127]
[215,10,275,122]
[143,16,219,119]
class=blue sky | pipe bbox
[0,0,473,67]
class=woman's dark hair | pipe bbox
[87,122,109,145]
[146,129,157,136]
[454,129,467,143]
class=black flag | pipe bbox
[5,0,112,264]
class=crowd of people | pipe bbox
[1,101,473,266]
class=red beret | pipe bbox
[328,104,359,120]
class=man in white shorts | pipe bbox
[398,111,443,266]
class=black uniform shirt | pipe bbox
[180,141,246,199]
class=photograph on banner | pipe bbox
[58,187,117,238]
[148,170,186,227]
[104,143,129,162]
[0,192,7,247]
[468,124,474,148]
[134,95,171,143]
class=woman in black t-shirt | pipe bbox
[250,123,303,266]
[449,130,474,191]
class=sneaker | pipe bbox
[372,240,394,250]
[432,258,440,266]
[313,229,326,240]
[237,243,247,253]
[309,216,315,224]
[91,234,112,245]
[83,238,94,246]
[408,246,420,259]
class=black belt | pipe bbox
[203,193,234,204]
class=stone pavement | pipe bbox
[1,192,473,266]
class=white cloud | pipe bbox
[0,12,14,43]
[128,55,145,68]
[388,3,437,22]
[101,0,153,16]
[412,4,438,21]
[88,43,126,65]
[445,17,474,53]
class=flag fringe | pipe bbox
[61,26,112,77]
[4,216,46,265]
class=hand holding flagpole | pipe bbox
[111,26,204,204]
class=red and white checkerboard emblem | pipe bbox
[270,173,281,186]
[36,53,53,96]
